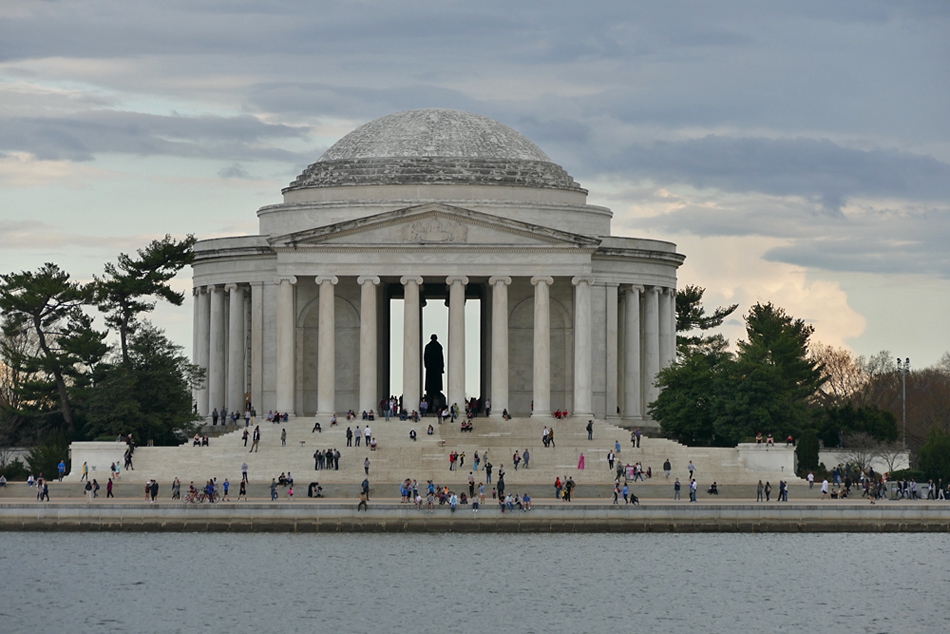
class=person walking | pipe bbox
[106,478,114,498]
[80,462,88,482]
[689,479,697,502]
[222,478,230,501]
[364,457,370,475]
[757,480,764,502]
[249,426,260,453]
[674,478,681,501]
[663,459,672,480]
[485,461,493,484]
[281,428,287,447]
[346,427,353,447]
[270,478,278,501]
[634,427,641,448]
[586,420,594,440]
[687,461,696,480]
[242,428,249,447]
[607,451,615,471]
[522,448,530,469]
[241,462,249,482]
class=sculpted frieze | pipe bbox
[401,217,468,243]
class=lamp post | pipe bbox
[897,357,910,450]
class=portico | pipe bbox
[191,109,683,426]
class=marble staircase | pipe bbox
[88,414,799,487]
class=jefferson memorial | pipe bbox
[191,109,684,425]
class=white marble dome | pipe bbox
[319,108,552,162]
[285,108,583,193]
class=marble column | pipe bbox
[623,285,642,419]
[208,285,226,413]
[401,276,423,412]
[643,286,661,411]
[658,286,674,371]
[196,287,210,416]
[668,287,678,363]
[249,281,264,413]
[489,276,511,416]
[605,283,620,420]
[358,276,380,414]
[531,276,554,416]
[572,276,594,417]
[446,276,468,408]
[316,275,338,416]
[192,288,199,408]
[275,276,297,414]
[226,284,245,412]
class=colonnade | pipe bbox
[193,276,677,422]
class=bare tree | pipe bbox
[810,343,868,407]
[876,442,908,475]
[841,432,879,474]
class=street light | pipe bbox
[897,357,910,450]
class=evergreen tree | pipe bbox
[0,264,95,433]
[95,235,195,366]
[84,323,201,445]
[675,285,738,355]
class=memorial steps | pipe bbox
[68,415,799,487]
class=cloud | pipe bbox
[665,234,868,351]
[0,110,311,162]
[607,183,950,278]
[0,219,165,252]
[0,151,118,187]
[593,135,950,211]
[218,163,250,179]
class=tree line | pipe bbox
[655,286,950,481]
[0,236,201,477]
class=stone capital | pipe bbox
[193,286,202,296]
[224,283,240,292]
[646,285,662,295]
[357,275,381,286]
[488,275,512,287]
[666,286,677,296]
[400,275,424,286]
[205,284,223,293]
[572,275,595,287]
[274,276,297,286]
[530,275,554,287]
[314,275,339,285]
[445,275,469,286]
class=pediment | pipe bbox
[269,203,601,249]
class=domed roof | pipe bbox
[285,108,583,193]
[318,109,553,162]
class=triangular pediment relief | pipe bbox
[269,203,601,249]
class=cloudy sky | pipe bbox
[1,0,948,367]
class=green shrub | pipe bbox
[26,432,70,479]
[0,458,29,480]
[796,429,820,474]
[887,469,928,481]
[917,429,950,483]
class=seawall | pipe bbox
[2,502,949,533]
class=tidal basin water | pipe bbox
[2,532,948,634]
